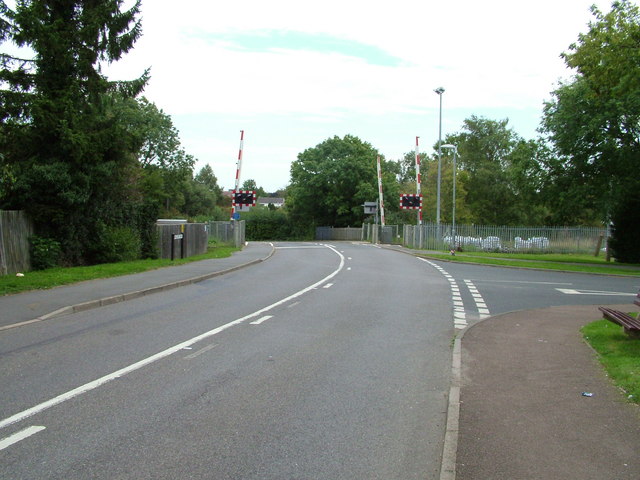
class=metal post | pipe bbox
[415,137,422,226]
[452,149,457,251]
[441,144,458,252]
[376,155,386,227]
[434,87,445,229]
[230,130,245,220]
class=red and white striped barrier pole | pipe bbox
[415,136,422,225]
[376,155,385,227]
[230,130,245,220]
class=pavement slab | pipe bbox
[456,304,640,480]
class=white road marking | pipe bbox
[0,426,46,451]
[556,288,635,296]
[0,246,345,432]
[323,283,333,289]
[465,280,490,319]
[250,315,273,325]
[419,258,468,329]
[184,343,219,359]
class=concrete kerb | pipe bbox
[439,334,462,480]
[438,313,499,480]
[0,244,275,332]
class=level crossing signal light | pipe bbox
[233,190,256,207]
[400,194,422,210]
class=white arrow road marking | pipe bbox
[556,288,636,296]
[250,315,273,325]
[0,426,46,451]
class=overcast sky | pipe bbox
[105,0,619,192]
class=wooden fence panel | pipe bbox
[0,210,34,275]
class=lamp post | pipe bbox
[441,144,458,251]
[434,87,445,229]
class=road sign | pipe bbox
[233,190,256,207]
[400,194,422,210]
[363,202,377,215]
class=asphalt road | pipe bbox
[418,257,640,329]
[0,242,454,479]
[2,243,638,479]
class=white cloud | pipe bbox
[104,0,617,191]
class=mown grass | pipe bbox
[421,251,640,276]
[442,251,618,265]
[582,318,640,404]
[0,245,238,296]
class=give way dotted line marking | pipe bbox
[464,279,491,319]
[419,259,467,329]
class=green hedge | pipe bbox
[243,208,313,240]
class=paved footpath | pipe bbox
[456,304,640,480]
[0,242,274,330]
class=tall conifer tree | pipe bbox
[0,0,148,264]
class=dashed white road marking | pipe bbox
[184,343,219,359]
[0,426,46,451]
[465,280,490,319]
[419,259,467,329]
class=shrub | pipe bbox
[609,190,640,264]
[92,226,142,264]
[245,209,284,240]
[29,235,62,270]
[243,208,312,240]
[138,202,160,259]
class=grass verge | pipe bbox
[582,318,640,404]
[0,245,238,296]
[420,252,640,276]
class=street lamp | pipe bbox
[441,144,458,252]
[434,87,445,228]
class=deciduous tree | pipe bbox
[287,135,383,227]
[541,0,640,227]
[443,116,546,225]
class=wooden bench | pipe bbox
[598,306,640,338]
